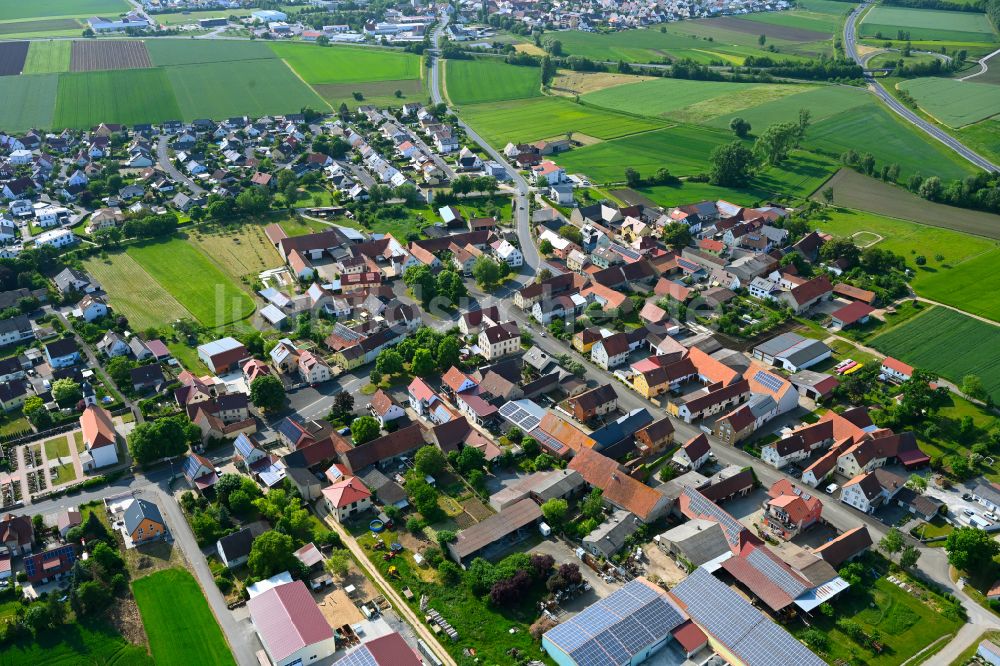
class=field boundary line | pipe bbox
[274,57,333,112]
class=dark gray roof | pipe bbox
[123,498,163,535]
[217,527,255,560]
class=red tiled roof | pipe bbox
[323,476,371,508]
[831,301,875,326]
[882,356,914,377]
[247,581,334,662]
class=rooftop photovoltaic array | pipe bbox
[24,545,76,579]
[499,401,542,433]
[544,579,685,666]
[682,487,746,550]
[531,428,564,452]
[753,369,785,394]
[746,548,809,599]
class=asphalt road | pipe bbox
[156,135,206,195]
[844,1,998,173]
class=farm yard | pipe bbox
[897,77,1000,127]
[0,74,57,133]
[70,40,152,72]
[132,568,235,666]
[871,308,1000,403]
[859,6,997,42]
[0,41,28,76]
[22,40,71,74]
[54,69,182,128]
[445,58,542,105]
[458,96,664,147]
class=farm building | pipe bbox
[447,498,542,568]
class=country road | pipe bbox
[844,1,998,173]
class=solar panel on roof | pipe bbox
[753,369,785,393]
[746,548,808,598]
[521,415,540,431]
[499,402,520,418]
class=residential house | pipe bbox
[369,389,405,425]
[841,468,906,514]
[24,545,77,584]
[478,322,520,360]
[130,365,165,393]
[77,295,108,322]
[79,404,120,470]
[591,332,630,370]
[567,383,618,423]
[0,315,33,347]
[569,448,670,523]
[45,338,80,368]
[583,509,642,559]
[0,514,33,555]
[123,498,167,545]
[672,433,711,471]
[762,479,823,540]
[322,476,373,522]
[812,526,873,567]
[881,357,914,383]
[777,275,833,314]
[216,527,256,568]
[247,581,337,666]
[635,418,675,458]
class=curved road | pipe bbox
[845,1,998,173]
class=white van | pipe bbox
[825,483,839,495]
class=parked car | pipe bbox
[825,483,839,494]
[962,493,974,501]
[964,508,976,517]
[986,512,998,521]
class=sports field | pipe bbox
[127,237,255,327]
[446,58,541,105]
[898,77,1000,127]
[871,308,1000,402]
[581,78,812,121]
[0,0,128,21]
[165,59,328,120]
[145,38,276,67]
[54,68,182,128]
[270,43,420,83]
[82,252,191,330]
[459,96,664,146]
[22,40,71,73]
[133,568,235,666]
[860,6,997,42]
[0,74,57,132]
[807,103,977,180]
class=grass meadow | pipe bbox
[898,77,1000,127]
[915,248,1000,322]
[22,40,71,74]
[270,43,421,83]
[186,223,282,287]
[735,0,849,34]
[446,58,541,105]
[164,59,328,120]
[459,96,664,146]
[83,251,192,330]
[127,236,256,327]
[0,0,127,21]
[0,74,57,132]
[54,69,181,128]
[871,307,1000,402]
[859,6,997,42]
[132,569,235,666]
[703,84,871,130]
[0,618,152,666]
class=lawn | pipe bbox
[145,38,276,67]
[898,77,1000,127]
[860,6,997,42]
[0,415,30,438]
[0,618,152,666]
[0,0,127,21]
[52,462,77,485]
[792,577,963,666]
[132,568,235,666]
[870,307,1000,402]
[164,58,328,121]
[44,435,70,460]
[167,342,210,374]
[186,223,282,287]
[270,43,421,84]
[54,69,182,128]
[581,77,811,120]
[461,96,664,146]
[0,73,57,133]
[446,58,541,105]
[83,252,191,330]
[277,214,334,236]
[74,430,85,453]
[22,40,71,74]
[127,236,256,328]
[806,102,978,181]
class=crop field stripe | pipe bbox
[23,40,72,74]
[0,74,57,133]
[860,6,997,41]
[0,41,29,76]
[127,236,255,327]
[898,77,1000,127]
[0,18,82,35]
[81,252,192,330]
[270,42,421,84]
[132,569,236,666]
[70,40,152,72]
[445,58,542,105]
[871,307,1000,401]
[145,38,277,67]
[163,58,328,122]
[54,68,182,128]
[0,0,128,21]
[691,15,831,41]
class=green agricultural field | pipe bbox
[0,0,128,21]
[313,78,424,108]
[460,97,664,147]
[581,77,811,120]
[153,9,248,25]
[83,252,192,330]
[0,74,57,133]
[807,103,977,180]
[545,28,812,65]
[955,117,1000,167]
[867,50,941,69]
[145,38,276,66]
[916,248,1000,321]
[22,40,71,74]
[704,84,871,130]
[736,0,848,34]
[898,77,1000,127]
[446,58,541,105]
[0,18,82,37]
[860,6,997,42]
[164,59,328,121]
[871,308,1000,402]
[127,237,255,327]
[270,43,420,84]
[0,618,152,666]
[133,569,235,666]
[54,69,182,129]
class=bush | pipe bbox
[406,516,422,532]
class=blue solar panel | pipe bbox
[753,369,785,394]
